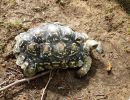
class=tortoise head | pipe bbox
[84,40,103,53]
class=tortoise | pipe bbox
[13,22,103,77]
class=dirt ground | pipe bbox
[0,0,130,100]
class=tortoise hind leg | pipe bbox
[76,56,92,77]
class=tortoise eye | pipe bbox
[76,37,81,41]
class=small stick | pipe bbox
[41,71,52,100]
[0,71,50,92]
[0,81,7,87]
[14,12,34,17]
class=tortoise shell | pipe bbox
[14,23,89,76]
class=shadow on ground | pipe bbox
[22,56,105,97]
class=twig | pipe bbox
[0,71,50,92]
[0,80,7,87]
[14,12,34,17]
[41,71,52,100]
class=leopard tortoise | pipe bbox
[13,22,103,77]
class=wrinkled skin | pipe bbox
[13,22,103,77]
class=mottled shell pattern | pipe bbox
[13,23,89,77]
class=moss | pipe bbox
[4,19,23,30]
[1,0,17,8]
[128,28,130,34]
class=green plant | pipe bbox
[4,19,22,30]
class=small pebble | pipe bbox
[1,63,6,68]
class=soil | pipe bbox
[0,0,130,100]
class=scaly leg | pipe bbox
[76,56,92,77]
[21,59,37,77]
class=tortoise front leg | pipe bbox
[76,56,92,77]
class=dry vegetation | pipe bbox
[0,0,130,100]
